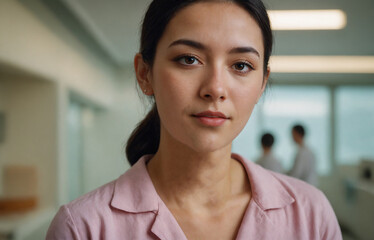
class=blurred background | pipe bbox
[0,0,373,239]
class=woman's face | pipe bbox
[140,2,269,153]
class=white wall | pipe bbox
[0,0,130,206]
[0,0,116,107]
[0,76,57,207]
[81,66,144,193]
[0,1,145,239]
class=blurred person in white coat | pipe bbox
[289,124,318,186]
[256,133,284,173]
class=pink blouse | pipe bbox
[46,154,342,239]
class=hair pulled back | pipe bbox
[126,0,273,166]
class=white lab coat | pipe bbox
[289,145,318,186]
[256,152,284,173]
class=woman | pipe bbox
[47,0,342,239]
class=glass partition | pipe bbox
[234,86,331,175]
[335,86,374,164]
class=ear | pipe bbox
[256,67,270,104]
[134,53,154,96]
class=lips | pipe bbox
[194,111,228,118]
[192,111,229,127]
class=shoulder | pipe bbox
[57,156,151,219]
[234,153,323,202]
[255,162,331,215]
[272,172,326,206]
[270,172,341,239]
[66,180,117,218]
[46,180,117,239]
[47,156,160,239]
[233,153,341,239]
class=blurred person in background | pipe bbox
[289,124,318,186]
[256,133,284,173]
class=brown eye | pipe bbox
[232,61,253,73]
[234,63,246,71]
[175,55,199,65]
[185,56,197,64]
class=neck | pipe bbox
[147,131,247,214]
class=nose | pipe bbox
[199,66,227,102]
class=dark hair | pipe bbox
[126,0,273,165]
[126,105,160,166]
[261,133,274,148]
[292,124,306,137]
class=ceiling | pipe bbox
[58,0,152,65]
[44,0,374,70]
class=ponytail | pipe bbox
[126,104,160,166]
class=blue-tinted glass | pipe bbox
[336,87,374,164]
[234,86,330,175]
[233,105,262,161]
[67,101,84,201]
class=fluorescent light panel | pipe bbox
[270,56,374,73]
[264,100,327,117]
[268,10,347,30]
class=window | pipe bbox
[67,101,84,201]
[335,86,374,164]
[234,86,331,175]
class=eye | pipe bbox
[176,55,200,65]
[232,61,254,73]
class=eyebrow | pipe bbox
[168,38,260,58]
[168,39,205,50]
[229,47,260,58]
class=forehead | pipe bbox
[158,2,264,56]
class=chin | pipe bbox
[183,137,233,154]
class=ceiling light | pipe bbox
[264,100,327,117]
[269,56,374,73]
[268,10,347,30]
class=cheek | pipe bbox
[151,68,191,114]
[235,80,263,105]
[232,80,264,120]
[152,69,174,101]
